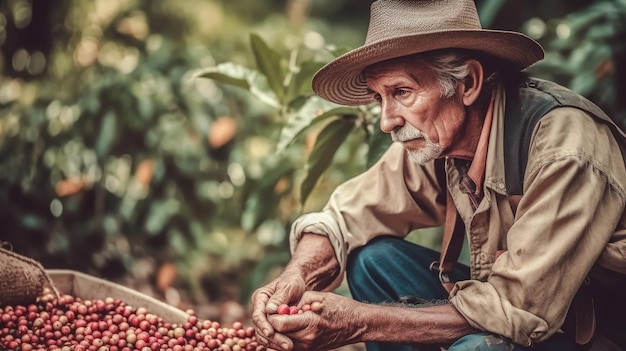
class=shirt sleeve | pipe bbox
[450,107,626,346]
[289,142,447,290]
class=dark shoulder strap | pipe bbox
[503,77,626,196]
[503,78,559,195]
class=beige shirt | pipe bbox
[289,88,626,346]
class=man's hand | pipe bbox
[251,233,341,350]
[265,290,479,350]
[251,269,307,351]
[267,291,364,351]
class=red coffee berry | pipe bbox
[288,306,299,315]
[0,292,259,351]
[276,304,290,315]
[274,301,322,316]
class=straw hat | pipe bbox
[312,0,544,106]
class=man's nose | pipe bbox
[379,103,404,133]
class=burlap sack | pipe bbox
[0,242,59,306]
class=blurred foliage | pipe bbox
[0,0,369,312]
[0,0,624,316]
[195,33,382,205]
[524,0,626,130]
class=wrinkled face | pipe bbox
[365,59,467,165]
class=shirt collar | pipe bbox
[485,81,508,194]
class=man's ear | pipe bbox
[461,59,483,106]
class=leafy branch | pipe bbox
[194,33,389,206]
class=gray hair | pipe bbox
[417,51,471,98]
[364,49,500,99]
[416,50,499,98]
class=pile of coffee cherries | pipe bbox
[276,302,322,315]
[0,288,259,351]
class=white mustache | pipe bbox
[390,124,443,165]
[391,125,426,143]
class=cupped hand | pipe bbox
[251,268,307,350]
[267,291,364,351]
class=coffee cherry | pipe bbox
[311,301,323,313]
[0,292,258,351]
[276,304,290,315]
[288,306,299,315]
[275,302,322,315]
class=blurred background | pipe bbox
[1,0,625,327]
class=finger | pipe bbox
[257,347,281,351]
[268,313,316,334]
[266,290,292,314]
[257,327,294,351]
[252,291,276,338]
[252,309,275,339]
[299,291,326,307]
[267,331,295,351]
[255,331,271,348]
[255,344,281,351]
[265,299,280,314]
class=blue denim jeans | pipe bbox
[345,236,581,351]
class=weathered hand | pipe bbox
[251,269,307,350]
[267,291,364,351]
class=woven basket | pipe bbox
[0,243,59,306]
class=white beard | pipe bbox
[391,124,443,165]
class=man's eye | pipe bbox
[395,89,409,97]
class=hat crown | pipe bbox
[311,0,544,106]
[365,0,482,45]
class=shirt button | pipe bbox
[479,252,488,262]
[498,182,505,190]
[530,332,538,339]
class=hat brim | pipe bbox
[312,30,544,106]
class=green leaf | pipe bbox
[568,41,596,70]
[366,117,392,168]
[20,214,46,230]
[239,250,291,304]
[193,62,251,90]
[137,96,154,121]
[277,100,360,153]
[250,33,286,102]
[83,94,101,114]
[300,117,356,205]
[285,60,326,105]
[586,23,616,41]
[287,95,309,110]
[528,53,575,77]
[167,229,188,256]
[95,111,117,159]
[145,199,179,235]
[566,6,607,32]
[194,62,280,108]
[241,161,294,232]
[570,70,598,97]
[248,71,282,109]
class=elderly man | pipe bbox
[251,1,626,350]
